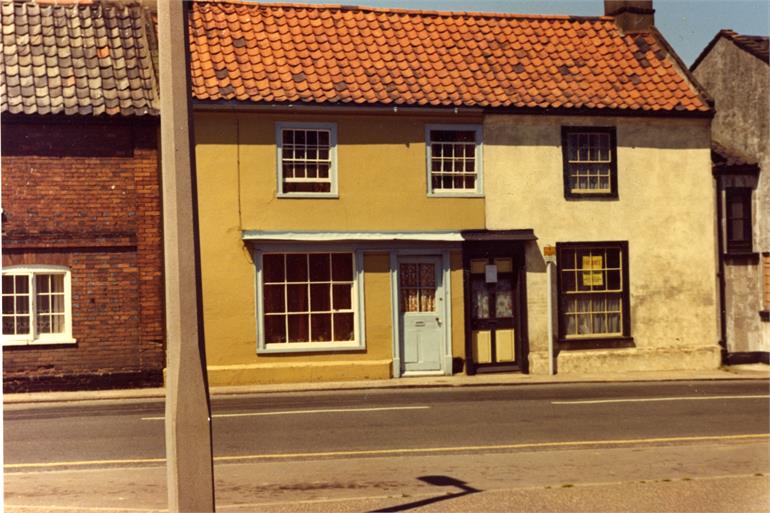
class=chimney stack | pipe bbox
[604,1,655,33]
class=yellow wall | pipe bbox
[195,111,485,232]
[194,111,477,384]
[484,115,721,373]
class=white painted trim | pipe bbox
[275,122,338,198]
[441,250,454,376]
[253,247,366,354]
[1,266,76,347]
[425,123,484,197]
[389,251,401,378]
[243,231,465,242]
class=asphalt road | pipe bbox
[4,380,770,467]
[4,380,770,512]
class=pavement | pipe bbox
[4,363,769,405]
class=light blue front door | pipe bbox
[399,257,445,374]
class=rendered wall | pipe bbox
[194,111,476,385]
[484,114,720,373]
[693,38,770,354]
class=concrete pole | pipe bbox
[157,2,215,511]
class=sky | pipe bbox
[271,0,770,66]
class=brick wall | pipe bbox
[1,115,164,389]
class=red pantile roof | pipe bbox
[189,1,711,114]
[0,1,159,117]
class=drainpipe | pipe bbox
[544,246,557,375]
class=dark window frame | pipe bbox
[725,187,753,254]
[555,241,633,349]
[561,126,618,200]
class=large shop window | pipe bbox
[277,123,337,197]
[259,252,362,352]
[561,127,618,199]
[557,243,630,343]
[426,125,483,196]
[1,267,75,346]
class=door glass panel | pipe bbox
[400,263,436,313]
[471,279,490,319]
[495,278,513,318]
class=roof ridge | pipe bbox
[193,0,614,23]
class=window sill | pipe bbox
[428,192,484,198]
[724,252,759,263]
[258,341,364,354]
[3,337,77,347]
[276,193,339,199]
[558,337,634,350]
[564,193,619,201]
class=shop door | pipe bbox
[469,257,518,369]
[399,257,445,373]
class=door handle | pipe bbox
[436,317,442,326]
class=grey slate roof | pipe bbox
[1,1,159,117]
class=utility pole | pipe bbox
[158,1,215,511]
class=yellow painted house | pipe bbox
[188,1,720,385]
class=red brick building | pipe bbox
[1,1,164,390]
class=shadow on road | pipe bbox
[369,475,480,512]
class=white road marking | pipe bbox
[7,433,767,471]
[552,394,770,405]
[140,405,430,421]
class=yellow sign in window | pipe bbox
[581,255,604,287]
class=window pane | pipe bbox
[400,264,418,287]
[15,276,28,294]
[730,199,744,218]
[263,254,285,283]
[310,284,331,311]
[731,220,745,241]
[3,295,14,314]
[311,314,332,342]
[331,253,353,281]
[287,314,309,342]
[419,264,435,288]
[264,285,285,314]
[332,283,351,310]
[286,284,308,312]
[309,254,330,281]
[36,275,50,293]
[16,315,29,335]
[16,296,29,314]
[51,314,65,333]
[333,313,354,341]
[607,270,621,291]
[265,316,286,343]
[50,275,64,293]
[420,288,436,312]
[37,315,51,334]
[2,316,14,335]
[286,254,308,282]
[37,294,51,314]
[2,275,13,292]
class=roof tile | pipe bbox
[188,1,709,113]
[1,1,158,117]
